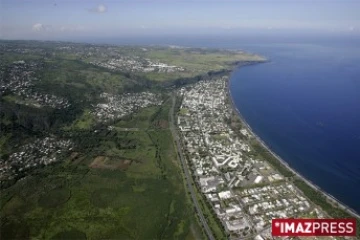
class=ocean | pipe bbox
[229,43,360,213]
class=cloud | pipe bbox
[89,4,107,13]
[32,23,52,32]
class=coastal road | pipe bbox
[169,94,216,240]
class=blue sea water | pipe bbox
[104,35,360,213]
[229,43,360,213]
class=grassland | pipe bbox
[139,47,265,82]
[0,101,198,240]
[37,59,132,97]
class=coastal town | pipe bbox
[1,41,358,239]
[177,77,330,239]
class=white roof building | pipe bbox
[254,175,263,184]
[218,190,233,200]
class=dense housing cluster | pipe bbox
[178,77,327,239]
[0,137,72,181]
[0,60,70,109]
[90,57,185,73]
[93,91,162,122]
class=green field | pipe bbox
[139,47,265,82]
[0,102,198,240]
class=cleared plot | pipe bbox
[89,156,132,170]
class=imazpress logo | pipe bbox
[272,218,356,237]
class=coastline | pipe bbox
[226,68,360,219]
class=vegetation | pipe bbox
[196,191,227,240]
[141,47,265,81]
[250,140,294,178]
[294,179,360,237]
[0,40,267,239]
[0,103,197,239]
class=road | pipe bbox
[169,94,216,240]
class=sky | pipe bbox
[1,0,360,41]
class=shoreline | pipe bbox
[226,68,360,219]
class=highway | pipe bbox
[169,94,216,240]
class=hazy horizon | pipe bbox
[1,0,360,41]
